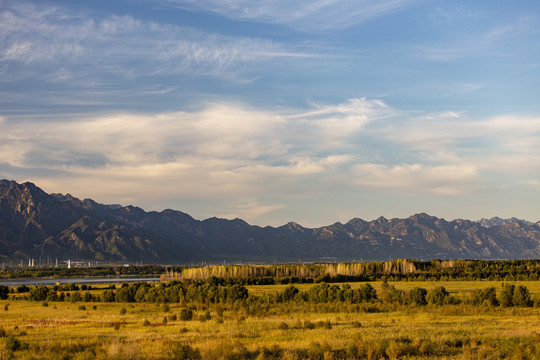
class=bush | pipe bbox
[303,320,315,330]
[407,287,427,306]
[472,287,499,306]
[101,289,116,302]
[16,285,30,293]
[70,292,82,303]
[120,307,127,315]
[5,335,21,352]
[171,343,202,360]
[179,308,193,321]
[28,285,49,301]
[278,322,289,330]
[78,305,86,311]
[500,284,515,307]
[513,285,531,307]
[282,285,299,302]
[0,285,8,300]
[426,286,449,305]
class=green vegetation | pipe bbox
[0,264,170,279]
[179,259,540,283]
[1,261,539,359]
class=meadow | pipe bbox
[0,280,539,359]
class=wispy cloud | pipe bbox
[166,0,416,31]
[408,16,536,61]
[352,163,483,195]
[2,97,539,224]
[0,2,307,84]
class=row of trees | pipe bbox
[16,279,536,308]
[471,284,532,307]
[180,259,540,283]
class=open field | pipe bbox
[1,280,539,359]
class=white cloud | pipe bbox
[169,0,416,31]
[2,98,539,223]
[0,2,305,82]
[0,98,383,201]
[525,180,540,192]
[352,163,482,195]
[407,16,535,62]
[218,200,284,222]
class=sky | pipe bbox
[1,0,539,227]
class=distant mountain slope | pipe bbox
[1,180,539,263]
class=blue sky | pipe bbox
[1,0,539,226]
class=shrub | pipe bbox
[16,285,30,293]
[278,322,289,330]
[171,343,202,360]
[0,285,8,300]
[101,289,116,302]
[143,319,151,326]
[282,285,299,302]
[513,285,531,307]
[426,286,449,305]
[5,335,21,352]
[179,308,193,321]
[120,307,127,315]
[472,287,499,306]
[78,305,86,311]
[355,283,378,302]
[70,292,82,303]
[28,286,49,301]
[303,320,315,330]
[407,287,427,306]
[500,284,515,307]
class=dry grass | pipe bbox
[0,281,539,359]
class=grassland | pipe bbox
[0,281,539,359]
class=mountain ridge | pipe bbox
[1,179,539,263]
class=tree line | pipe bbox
[178,259,540,283]
[4,278,536,309]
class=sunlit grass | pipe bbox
[1,281,539,359]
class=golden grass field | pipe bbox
[0,281,539,359]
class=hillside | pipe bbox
[1,180,539,263]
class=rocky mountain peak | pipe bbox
[1,179,539,263]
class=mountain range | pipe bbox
[1,179,539,264]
